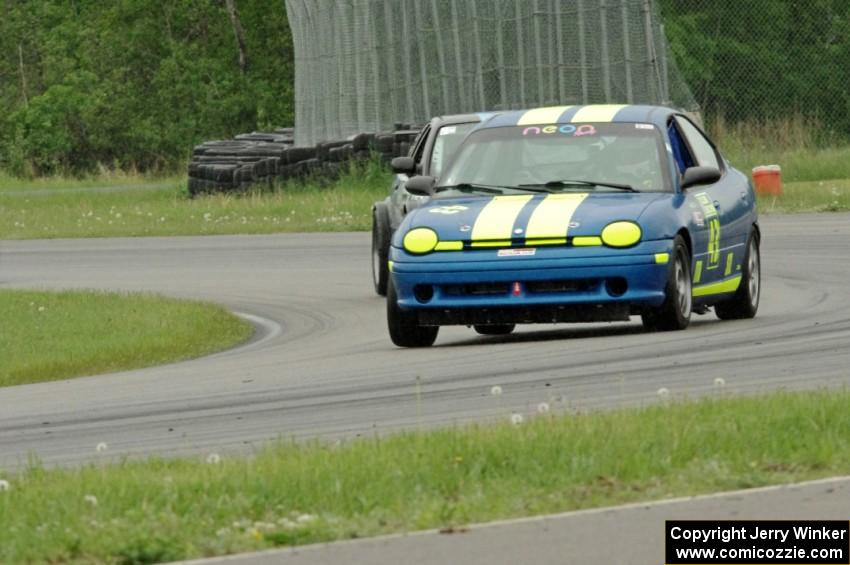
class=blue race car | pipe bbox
[386,105,760,347]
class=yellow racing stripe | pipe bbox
[524,194,588,241]
[571,104,629,123]
[517,106,573,125]
[470,195,534,244]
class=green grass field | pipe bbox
[0,289,252,387]
[0,166,387,240]
[0,389,848,563]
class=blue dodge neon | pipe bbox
[386,104,760,347]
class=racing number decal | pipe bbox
[428,205,469,215]
[694,192,721,270]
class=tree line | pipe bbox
[0,0,293,176]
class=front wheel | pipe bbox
[473,324,515,336]
[371,203,390,296]
[387,280,438,347]
[715,231,760,320]
[642,235,692,332]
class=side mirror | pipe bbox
[391,156,415,175]
[681,166,721,190]
[405,175,436,196]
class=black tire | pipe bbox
[715,230,761,320]
[642,235,692,331]
[473,324,516,336]
[387,280,439,347]
[372,203,391,296]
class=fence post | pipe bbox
[577,0,589,104]
[621,0,634,104]
[600,0,612,103]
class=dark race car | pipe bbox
[386,104,761,347]
[371,113,495,295]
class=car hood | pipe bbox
[400,191,667,245]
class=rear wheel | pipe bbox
[642,235,692,332]
[473,324,515,336]
[371,203,391,296]
[715,231,760,320]
[387,280,439,347]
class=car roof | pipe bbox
[481,104,678,129]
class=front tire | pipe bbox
[387,280,439,347]
[715,231,760,320]
[474,324,515,336]
[642,235,692,332]
[371,203,391,296]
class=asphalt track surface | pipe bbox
[1,213,849,470]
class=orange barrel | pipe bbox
[752,165,782,196]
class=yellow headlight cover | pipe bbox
[601,221,642,248]
[403,228,439,254]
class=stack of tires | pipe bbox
[187,125,421,197]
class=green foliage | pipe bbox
[0,0,294,176]
[660,0,850,136]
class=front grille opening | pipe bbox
[443,282,510,296]
[526,279,596,294]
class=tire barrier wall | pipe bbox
[186,125,420,196]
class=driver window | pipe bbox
[674,117,720,170]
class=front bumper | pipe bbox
[389,240,673,325]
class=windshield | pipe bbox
[429,122,477,178]
[439,123,669,194]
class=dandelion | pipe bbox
[510,412,524,426]
[657,387,670,401]
[203,213,212,221]
[490,385,503,396]
[84,494,98,506]
[95,442,108,453]
[713,377,726,389]
[206,453,221,464]
[0,479,9,491]
[37,306,45,312]
[296,514,316,525]
[537,402,550,414]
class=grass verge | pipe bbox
[757,179,850,214]
[0,171,180,194]
[0,289,252,387]
[0,163,388,240]
[1,389,849,563]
